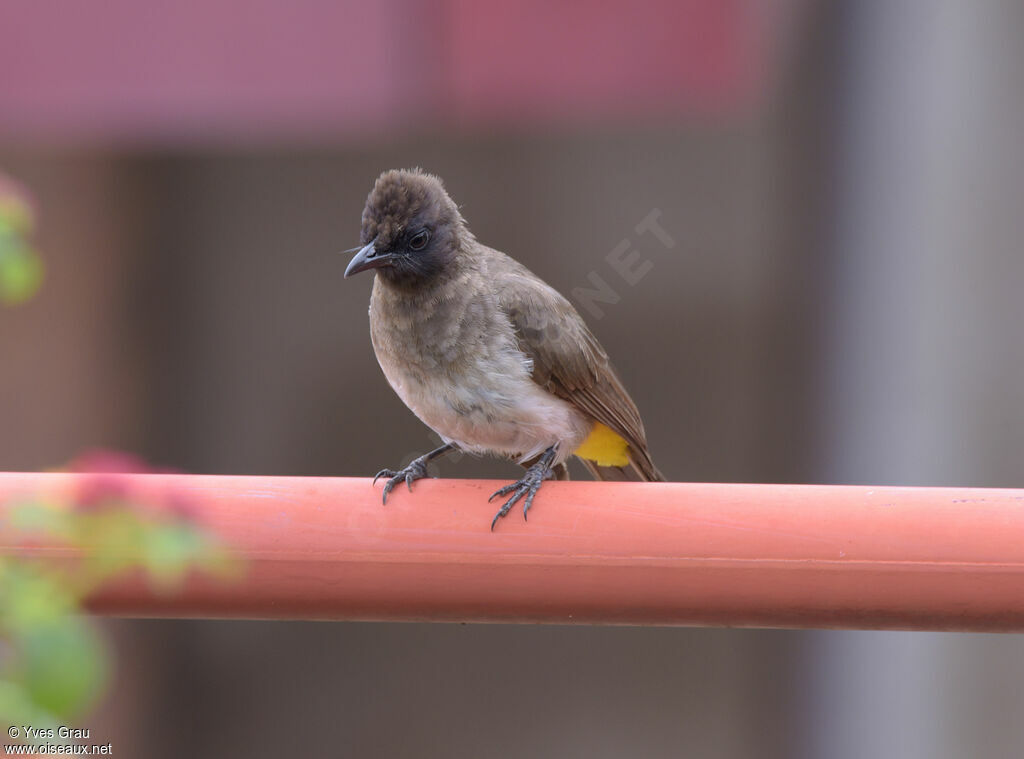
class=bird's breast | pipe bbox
[368,280,590,462]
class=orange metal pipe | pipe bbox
[2,472,1023,631]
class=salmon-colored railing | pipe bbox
[2,473,1023,631]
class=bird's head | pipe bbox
[345,168,465,287]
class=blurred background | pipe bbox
[2,0,1024,756]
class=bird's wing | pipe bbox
[491,254,662,481]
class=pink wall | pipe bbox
[0,0,766,142]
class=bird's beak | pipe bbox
[344,239,393,278]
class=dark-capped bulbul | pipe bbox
[345,168,664,528]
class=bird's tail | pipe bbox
[579,446,665,482]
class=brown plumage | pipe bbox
[495,256,663,482]
[345,168,663,528]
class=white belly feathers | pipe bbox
[368,278,591,464]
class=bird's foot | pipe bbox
[488,445,558,529]
[373,458,432,505]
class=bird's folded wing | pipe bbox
[493,260,660,480]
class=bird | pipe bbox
[345,168,664,528]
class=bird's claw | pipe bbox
[489,461,550,530]
[374,459,431,504]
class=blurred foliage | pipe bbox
[0,451,240,734]
[0,178,237,733]
[0,177,236,736]
[0,172,44,304]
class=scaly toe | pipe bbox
[489,445,558,528]
[488,482,519,502]
[373,468,397,486]
[383,473,409,504]
[490,486,529,530]
[522,483,542,521]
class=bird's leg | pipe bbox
[374,443,456,504]
[489,444,559,529]
[518,455,568,481]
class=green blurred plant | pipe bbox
[0,451,238,732]
[0,176,236,735]
[0,172,44,304]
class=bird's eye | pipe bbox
[409,229,430,251]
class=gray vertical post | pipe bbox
[805,2,1024,757]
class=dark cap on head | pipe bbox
[345,168,467,288]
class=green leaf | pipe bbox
[1,565,76,631]
[142,525,201,589]
[6,501,70,538]
[18,616,109,720]
[0,679,61,731]
[0,247,44,304]
[81,510,147,579]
